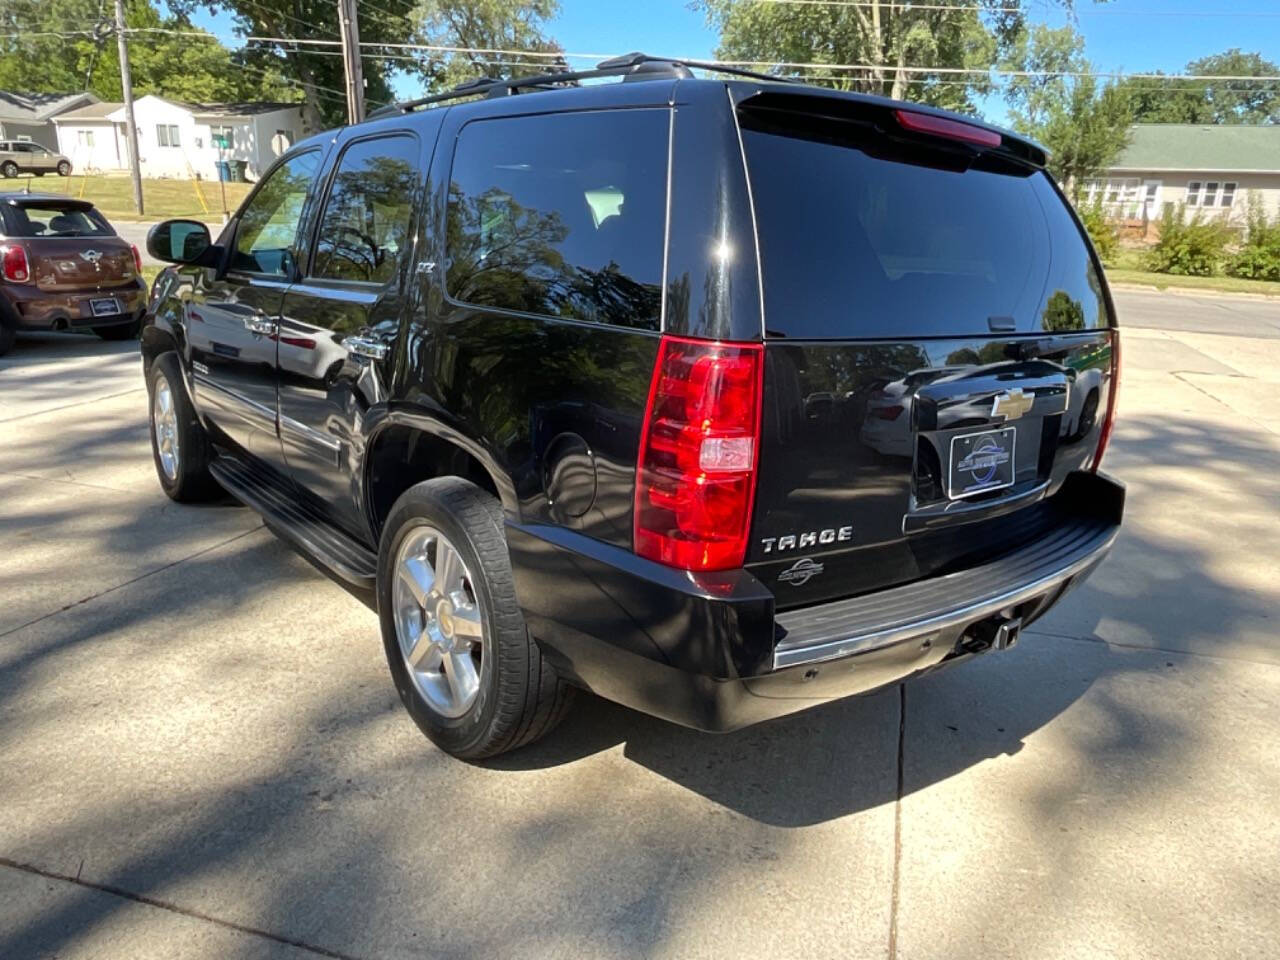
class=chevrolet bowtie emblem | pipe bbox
[80,250,102,264]
[992,388,1034,421]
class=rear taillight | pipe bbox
[1091,332,1121,472]
[1,244,30,283]
[894,109,1002,148]
[130,244,142,273]
[872,405,905,421]
[634,335,764,572]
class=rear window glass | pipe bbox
[740,126,1109,339]
[445,109,668,330]
[2,203,112,238]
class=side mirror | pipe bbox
[146,219,216,265]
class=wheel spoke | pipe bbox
[450,602,483,641]
[406,628,440,671]
[435,542,463,593]
[441,651,479,705]
[397,555,435,607]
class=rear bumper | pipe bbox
[1,280,146,331]
[508,471,1123,732]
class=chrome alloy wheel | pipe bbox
[152,378,180,482]
[392,526,486,718]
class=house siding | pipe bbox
[1091,169,1280,222]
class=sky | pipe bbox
[193,0,1280,123]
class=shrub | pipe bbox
[1145,204,1234,277]
[1226,194,1280,282]
[1076,201,1119,264]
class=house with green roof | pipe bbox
[1082,124,1280,222]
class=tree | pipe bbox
[1120,49,1280,125]
[180,0,562,131]
[411,0,563,90]
[693,0,1088,115]
[0,0,290,103]
[1003,25,1132,202]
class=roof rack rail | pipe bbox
[365,52,797,120]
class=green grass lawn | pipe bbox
[5,173,252,222]
[1104,247,1280,298]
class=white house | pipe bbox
[1085,124,1280,223]
[0,91,100,149]
[53,95,308,181]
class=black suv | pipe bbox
[141,55,1123,760]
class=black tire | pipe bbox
[147,352,219,502]
[377,478,574,759]
[94,319,139,341]
[1,162,16,179]
[32,171,44,177]
[57,161,71,176]
[0,324,14,357]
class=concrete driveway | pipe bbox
[1,288,1277,959]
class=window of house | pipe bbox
[1186,181,1202,206]
[16,135,32,142]
[311,135,419,286]
[445,110,668,330]
[156,124,180,148]
[231,150,322,277]
[1203,181,1220,208]
[78,130,95,148]
[209,125,234,150]
[1220,182,1237,208]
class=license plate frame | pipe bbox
[89,297,122,317]
[947,426,1017,500]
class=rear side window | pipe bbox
[1,203,112,238]
[741,124,1109,339]
[445,109,668,330]
[312,134,419,286]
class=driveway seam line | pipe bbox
[0,857,366,960]
[0,524,266,640]
[1024,628,1280,667]
[0,386,145,424]
[1171,371,1280,437]
[0,468,138,494]
[887,683,905,960]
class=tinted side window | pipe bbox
[311,135,418,285]
[445,110,667,330]
[232,150,321,277]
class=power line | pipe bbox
[742,0,1280,13]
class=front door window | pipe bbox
[231,150,321,277]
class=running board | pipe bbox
[209,455,378,588]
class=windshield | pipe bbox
[2,204,114,239]
[740,123,1110,339]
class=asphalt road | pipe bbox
[1,288,1277,959]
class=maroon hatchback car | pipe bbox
[0,193,147,355]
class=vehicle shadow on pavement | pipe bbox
[0,415,1275,957]
[488,412,1279,827]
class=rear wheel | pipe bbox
[94,319,139,341]
[57,161,71,176]
[147,352,218,502]
[1,162,16,178]
[377,477,574,759]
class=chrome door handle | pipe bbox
[244,313,276,335]
[342,335,389,361]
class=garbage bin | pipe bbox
[229,160,248,183]
[215,160,231,182]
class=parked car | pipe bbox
[0,194,146,355]
[139,54,1123,760]
[0,141,72,178]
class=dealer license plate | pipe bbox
[948,427,1016,499]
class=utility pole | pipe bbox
[114,0,144,215]
[337,0,365,124]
